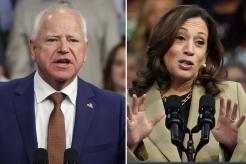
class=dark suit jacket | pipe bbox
[0,73,125,164]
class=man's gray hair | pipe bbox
[30,3,88,42]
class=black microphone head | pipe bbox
[64,148,79,163]
[165,95,183,130]
[33,148,48,163]
[198,94,216,130]
[199,94,215,114]
[165,95,182,113]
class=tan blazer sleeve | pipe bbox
[127,141,148,162]
[229,83,246,161]
[127,138,169,162]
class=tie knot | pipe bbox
[49,92,65,105]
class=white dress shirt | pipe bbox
[34,72,77,149]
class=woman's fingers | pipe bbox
[138,94,146,112]
[128,94,146,119]
[230,103,238,121]
[220,97,239,121]
[225,99,232,117]
[219,97,225,116]
[236,115,246,128]
[132,94,139,114]
[127,103,133,120]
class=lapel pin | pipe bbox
[86,102,94,109]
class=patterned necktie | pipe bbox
[48,92,66,164]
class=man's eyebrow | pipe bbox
[45,33,59,37]
[45,33,82,38]
[67,33,82,38]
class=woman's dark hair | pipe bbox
[103,40,125,91]
[129,5,224,96]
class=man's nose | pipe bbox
[183,40,194,56]
[58,39,69,54]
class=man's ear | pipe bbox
[29,40,36,61]
[82,41,89,63]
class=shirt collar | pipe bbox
[34,71,77,105]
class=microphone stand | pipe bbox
[168,94,215,161]
[186,130,195,162]
[173,126,209,162]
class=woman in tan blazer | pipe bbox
[127,5,246,162]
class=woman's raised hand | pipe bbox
[127,94,165,151]
[212,97,246,152]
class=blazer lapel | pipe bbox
[145,85,181,161]
[186,85,203,130]
[72,79,95,152]
[14,74,37,163]
[186,84,221,130]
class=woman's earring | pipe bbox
[202,63,207,68]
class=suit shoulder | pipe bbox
[81,80,124,102]
[0,75,33,95]
[0,79,19,93]
[88,81,123,98]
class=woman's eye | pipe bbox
[196,40,205,46]
[175,35,185,41]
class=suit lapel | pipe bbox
[72,79,95,152]
[145,85,181,161]
[14,74,37,163]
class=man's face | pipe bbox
[30,9,88,89]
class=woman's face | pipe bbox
[164,17,208,83]
[112,47,125,91]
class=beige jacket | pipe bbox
[128,81,246,162]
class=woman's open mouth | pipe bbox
[178,59,194,70]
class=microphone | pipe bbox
[165,95,183,146]
[64,148,79,164]
[194,94,216,160]
[33,148,48,164]
[198,94,215,141]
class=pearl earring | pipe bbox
[202,63,207,68]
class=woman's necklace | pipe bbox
[161,89,192,106]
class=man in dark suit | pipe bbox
[0,3,125,164]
